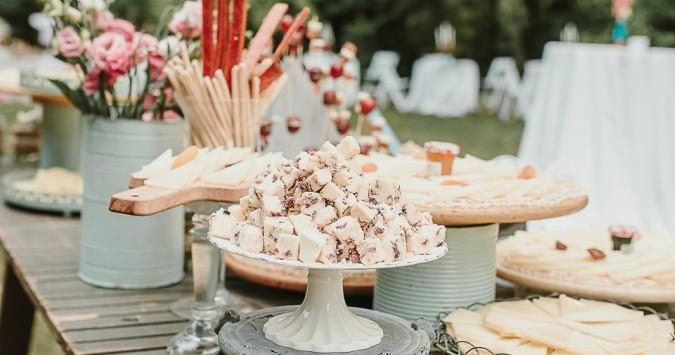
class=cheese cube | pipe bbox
[238,225,263,253]
[372,178,400,204]
[300,192,325,216]
[278,163,299,191]
[321,182,344,202]
[299,229,328,263]
[294,151,313,176]
[356,238,385,265]
[318,237,339,263]
[288,214,316,235]
[307,168,331,191]
[404,206,431,226]
[210,209,237,239]
[348,178,372,200]
[253,177,285,199]
[334,193,357,216]
[228,205,246,221]
[276,233,300,260]
[239,196,251,211]
[313,206,337,228]
[350,202,377,224]
[337,136,360,159]
[263,217,293,253]
[364,214,387,240]
[406,232,433,255]
[382,234,406,262]
[321,141,338,153]
[262,195,284,217]
[418,224,446,247]
[375,204,397,222]
[248,208,263,227]
[333,167,355,187]
[325,216,364,243]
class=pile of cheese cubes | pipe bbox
[210,136,446,265]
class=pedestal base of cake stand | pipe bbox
[263,269,383,353]
[220,305,431,355]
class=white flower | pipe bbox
[64,6,82,23]
[78,0,107,11]
[44,0,64,17]
[158,35,180,58]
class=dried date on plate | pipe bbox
[587,248,606,260]
[555,240,568,251]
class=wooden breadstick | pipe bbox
[251,76,261,150]
[238,64,251,147]
[211,72,234,136]
[243,3,288,73]
[273,7,310,62]
[253,58,274,77]
[215,0,230,70]
[204,77,232,143]
[231,65,241,147]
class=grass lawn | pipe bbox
[0,109,522,355]
[384,108,524,159]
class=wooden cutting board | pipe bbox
[498,262,675,303]
[423,194,588,226]
[109,182,249,216]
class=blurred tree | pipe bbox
[0,0,40,45]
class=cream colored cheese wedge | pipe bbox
[132,148,173,179]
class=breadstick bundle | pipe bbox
[164,1,310,149]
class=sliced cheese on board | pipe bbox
[132,148,173,179]
[202,158,256,186]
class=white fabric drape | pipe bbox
[520,42,675,234]
[402,53,480,117]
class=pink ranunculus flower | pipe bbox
[56,27,84,58]
[87,32,134,85]
[92,10,114,31]
[141,111,154,122]
[106,19,135,41]
[169,1,202,38]
[83,69,101,95]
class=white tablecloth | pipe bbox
[402,53,479,118]
[519,42,675,233]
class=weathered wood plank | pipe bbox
[59,312,186,331]
[115,350,168,355]
[70,334,172,355]
[50,301,177,318]
[46,292,192,310]
[64,322,186,343]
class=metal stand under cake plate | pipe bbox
[219,305,431,355]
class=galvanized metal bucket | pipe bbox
[79,117,186,289]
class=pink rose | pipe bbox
[142,92,157,110]
[92,10,114,31]
[147,52,166,80]
[132,32,159,62]
[83,69,101,95]
[141,111,154,122]
[86,32,134,85]
[162,110,181,122]
[169,1,202,38]
[56,27,83,58]
[106,19,135,41]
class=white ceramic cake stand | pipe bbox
[208,235,447,353]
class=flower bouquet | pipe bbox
[43,0,200,121]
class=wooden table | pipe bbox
[0,201,328,355]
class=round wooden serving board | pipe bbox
[497,262,675,303]
[225,254,375,295]
[422,194,588,226]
